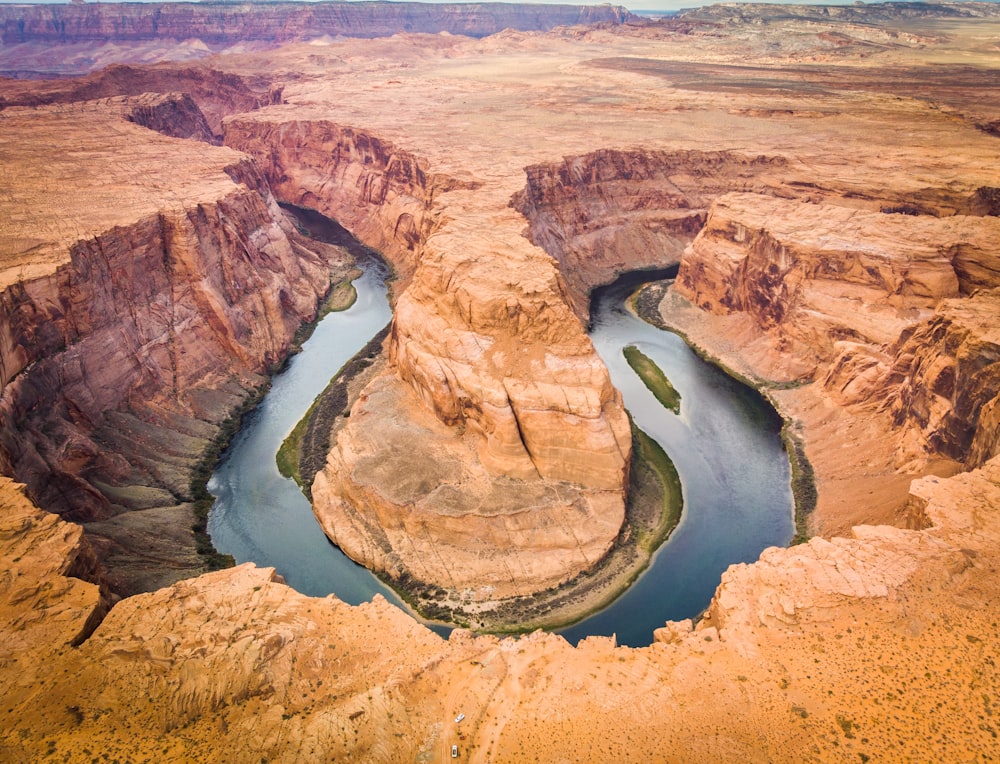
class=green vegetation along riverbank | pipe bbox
[624,344,682,414]
[631,279,815,543]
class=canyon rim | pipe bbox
[2,2,1000,762]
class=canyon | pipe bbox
[1,2,1000,761]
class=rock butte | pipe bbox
[1,2,1000,760]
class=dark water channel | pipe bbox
[559,271,794,645]
[208,262,794,647]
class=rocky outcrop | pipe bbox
[0,2,633,46]
[3,451,1000,762]
[825,289,1000,468]
[121,91,216,142]
[512,150,790,320]
[225,115,632,604]
[0,64,270,137]
[224,118,464,287]
[0,103,345,592]
[0,476,109,651]
[676,192,1000,377]
[312,231,630,604]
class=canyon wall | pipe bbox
[511,149,791,320]
[0,105,344,592]
[824,289,1000,468]
[225,118,457,287]
[674,191,1000,467]
[227,116,631,605]
[1,166,328,520]
[0,65,274,137]
[0,2,632,46]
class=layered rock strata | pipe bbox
[676,192,1000,377]
[311,228,630,604]
[0,64,272,137]
[825,288,1000,468]
[0,103,338,591]
[228,116,633,604]
[224,118,455,287]
[0,2,632,46]
[512,150,791,320]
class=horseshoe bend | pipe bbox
[2,2,1000,760]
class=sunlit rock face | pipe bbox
[4,3,1000,760]
[227,115,632,603]
[676,192,1000,376]
[512,150,791,320]
[825,289,1000,468]
[313,219,631,602]
[0,103,341,595]
[224,118,450,287]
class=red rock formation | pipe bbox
[226,116,633,603]
[309,209,631,603]
[0,64,269,137]
[0,2,633,46]
[0,171,330,522]
[825,289,1000,468]
[512,150,790,319]
[121,91,216,142]
[224,118,463,287]
[676,192,1000,376]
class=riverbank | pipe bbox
[633,280,962,538]
[282,332,685,633]
[632,280,815,542]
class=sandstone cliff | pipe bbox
[0,2,632,46]
[0,102,339,592]
[224,117,459,287]
[512,150,790,320]
[224,115,633,605]
[676,192,1000,377]
[824,288,1000,469]
[0,64,270,137]
[311,223,631,606]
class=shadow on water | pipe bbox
[208,215,793,647]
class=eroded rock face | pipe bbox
[0,175,328,522]
[0,477,109,651]
[825,289,1000,468]
[676,192,1000,376]
[389,235,630,490]
[0,2,633,48]
[0,65,269,137]
[311,374,626,601]
[224,118,457,287]
[512,150,790,319]
[227,116,632,603]
[0,103,344,592]
[3,454,999,762]
[312,231,631,603]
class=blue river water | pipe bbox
[208,260,794,647]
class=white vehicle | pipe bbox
[451,744,459,758]
[455,713,465,724]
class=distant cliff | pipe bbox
[0,1,633,45]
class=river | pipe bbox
[208,260,794,647]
